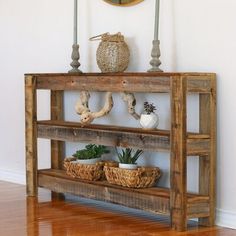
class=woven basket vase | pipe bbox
[95,33,130,73]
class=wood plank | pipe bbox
[50,91,65,200]
[170,76,187,231]
[38,170,170,215]
[37,120,210,155]
[199,74,216,226]
[38,169,209,200]
[187,138,210,156]
[187,202,210,219]
[26,72,215,77]
[186,76,212,93]
[50,91,64,170]
[38,121,171,152]
[2,180,230,236]
[36,74,171,93]
[39,169,170,198]
[38,120,210,139]
[38,120,171,136]
[30,72,215,93]
[25,75,38,196]
[38,169,209,217]
[26,197,39,236]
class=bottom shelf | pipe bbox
[38,169,210,219]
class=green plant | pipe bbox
[143,101,156,114]
[73,144,110,160]
[116,148,143,164]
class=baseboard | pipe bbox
[0,169,26,185]
[216,208,236,229]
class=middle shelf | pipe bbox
[37,120,210,155]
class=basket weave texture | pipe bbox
[104,166,161,188]
[64,158,118,181]
[64,157,104,181]
[96,33,130,73]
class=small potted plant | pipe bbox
[116,148,143,170]
[72,144,110,165]
[139,101,159,129]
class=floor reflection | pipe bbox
[26,189,233,236]
[0,181,234,236]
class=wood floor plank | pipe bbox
[0,181,235,236]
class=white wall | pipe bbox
[0,0,236,229]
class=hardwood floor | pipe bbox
[0,181,235,236]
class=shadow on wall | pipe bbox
[126,36,140,71]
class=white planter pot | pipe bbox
[119,163,138,170]
[140,113,159,129]
[72,157,102,165]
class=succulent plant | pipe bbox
[143,101,157,115]
[73,144,110,160]
[116,148,143,164]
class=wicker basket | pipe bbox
[104,166,161,188]
[64,158,118,181]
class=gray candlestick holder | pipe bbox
[148,40,163,72]
[69,44,82,73]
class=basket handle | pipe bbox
[89,32,123,42]
[89,33,109,41]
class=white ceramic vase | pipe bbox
[140,113,159,129]
[72,157,102,165]
[119,163,138,170]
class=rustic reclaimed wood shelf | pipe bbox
[25,72,216,231]
[38,168,210,219]
[37,120,210,155]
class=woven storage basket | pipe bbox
[104,166,161,188]
[64,157,104,181]
[64,158,118,181]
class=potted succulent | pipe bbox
[72,144,110,165]
[140,101,159,129]
[116,148,143,170]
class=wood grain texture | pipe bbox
[38,121,171,152]
[37,120,210,155]
[186,76,212,93]
[25,75,38,196]
[37,73,171,92]
[24,72,217,231]
[1,181,232,236]
[31,72,215,93]
[38,169,210,218]
[50,91,65,200]
[187,202,210,219]
[199,74,216,226]
[26,197,39,236]
[50,91,64,170]
[39,173,170,215]
[170,76,187,231]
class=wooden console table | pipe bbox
[25,72,216,231]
